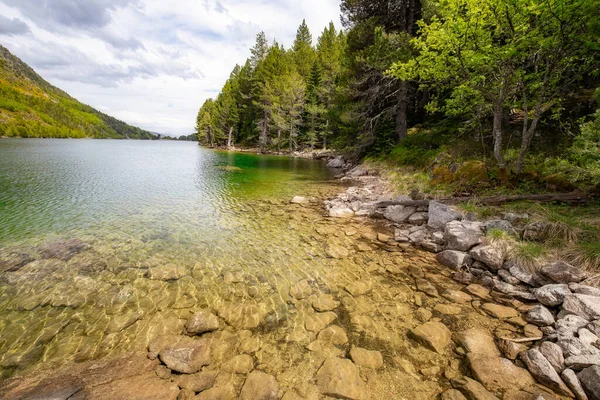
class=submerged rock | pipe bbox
[147,264,186,281]
[158,338,211,374]
[240,371,279,400]
[39,239,88,261]
[349,346,384,369]
[467,352,536,394]
[312,294,340,312]
[409,321,452,353]
[185,310,220,335]
[175,370,218,392]
[316,358,369,400]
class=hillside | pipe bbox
[0,45,155,139]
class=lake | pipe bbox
[0,139,489,399]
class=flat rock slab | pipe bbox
[409,321,452,353]
[345,281,372,297]
[455,328,500,357]
[541,261,587,284]
[84,373,180,400]
[467,353,536,394]
[316,357,370,400]
[480,303,519,320]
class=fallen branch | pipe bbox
[374,192,592,209]
[499,336,543,343]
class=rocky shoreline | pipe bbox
[324,163,600,400]
[2,161,600,400]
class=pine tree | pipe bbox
[292,20,316,79]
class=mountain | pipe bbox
[0,45,156,139]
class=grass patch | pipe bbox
[562,242,600,272]
[510,242,547,268]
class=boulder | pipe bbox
[578,365,600,400]
[312,294,340,312]
[541,261,587,284]
[570,283,600,297]
[558,337,600,358]
[409,321,452,353]
[175,370,218,392]
[507,262,542,287]
[437,250,472,270]
[480,303,519,320]
[326,156,345,168]
[561,368,589,400]
[441,389,468,400]
[578,328,600,346]
[158,338,211,374]
[239,371,279,400]
[534,284,571,306]
[565,355,600,370]
[409,212,428,225]
[218,304,264,329]
[557,315,590,339]
[444,221,484,251]
[383,205,416,223]
[521,348,574,397]
[538,341,565,373]
[484,220,518,237]
[316,358,369,400]
[526,305,555,327]
[428,201,462,230]
[455,328,500,357]
[563,294,600,321]
[185,311,220,335]
[467,353,536,394]
[497,339,528,360]
[469,245,504,270]
[588,320,600,337]
[329,205,355,218]
[349,346,384,369]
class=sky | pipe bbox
[0,0,342,136]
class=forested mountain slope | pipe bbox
[0,45,155,139]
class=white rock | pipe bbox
[290,196,307,204]
[526,305,555,326]
[469,244,504,270]
[534,284,571,306]
[563,294,600,321]
[427,201,462,230]
[444,220,483,251]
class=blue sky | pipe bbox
[0,0,342,135]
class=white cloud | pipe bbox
[0,0,341,135]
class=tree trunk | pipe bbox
[492,83,507,170]
[277,130,281,153]
[323,119,329,150]
[227,126,233,149]
[396,80,408,141]
[259,110,268,153]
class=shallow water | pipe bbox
[0,139,515,398]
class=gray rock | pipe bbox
[579,328,600,347]
[420,241,443,253]
[408,230,427,243]
[557,315,591,339]
[498,269,521,285]
[469,245,504,270]
[436,250,472,270]
[523,221,550,241]
[541,261,587,284]
[327,156,345,168]
[563,294,600,321]
[383,205,416,223]
[484,220,518,236]
[347,166,368,177]
[525,305,554,326]
[493,280,537,301]
[561,368,589,400]
[39,239,88,261]
[587,320,600,337]
[427,201,462,230]
[521,348,574,397]
[539,341,565,372]
[570,283,600,297]
[501,212,529,223]
[444,220,484,251]
[565,355,600,370]
[408,212,428,225]
[328,204,354,218]
[534,284,571,306]
[431,231,445,245]
[558,337,600,358]
[578,365,600,400]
